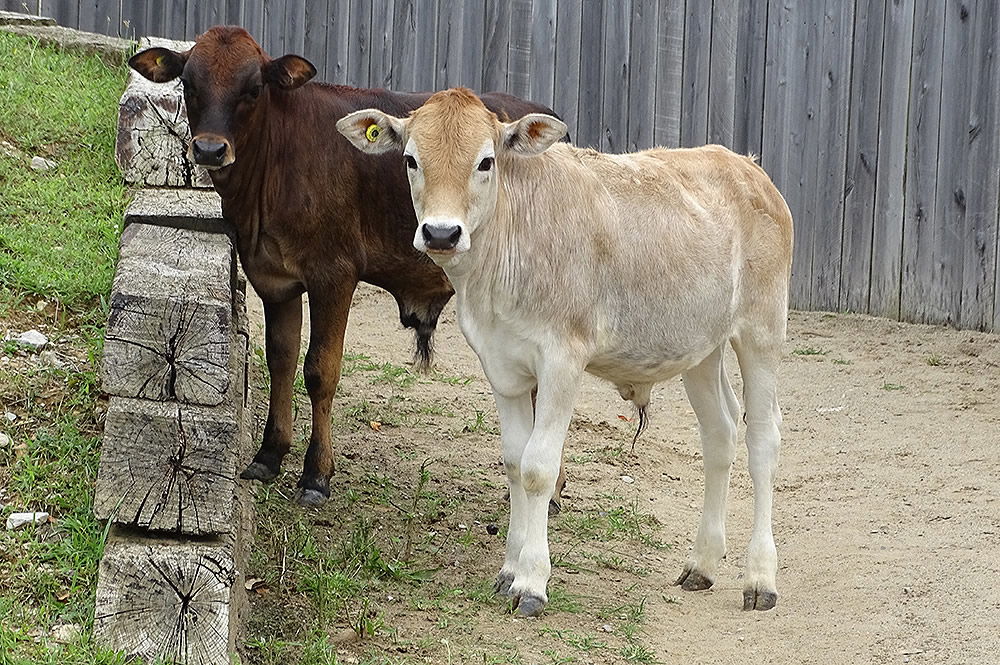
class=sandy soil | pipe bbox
[245,283,1000,665]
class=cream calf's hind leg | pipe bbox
[675,346,739,592]
[493,392,534,597]
[734,338,782,611]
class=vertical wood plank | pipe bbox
[413,0,437,91]
[528,0,556,106]
[962,0,1000,330]
[840,0,886,314]
[575,0,604,148]
[391,0,417,90]
[283,0,307,56]
[44,0,80,30]
[186,0,221,40]
[506,0,532,100]
[601,0,631,153]
[869,0,915,320]
[348,0,372,86]
[435,0,463,89]
[626,0,657,152]
[161,1,185,41]
[654,0,684,148]
[369,0,394,87]
[553,0,582,139]
[326,0,351,85]
[242,0,264,44]
[262,0,285,56]
[224,0,244,26]
[459,0,485,90]
[899,0,947,324]
[809,0,855,311]
[304,0,331,81]
[680,0,711,147]
[733,0,768,156]
[119,1,146,40]
[79,0,121,36]
[707,0,736,148]
[482,0,510,92]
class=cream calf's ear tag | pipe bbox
[365,123,381,143]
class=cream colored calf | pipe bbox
[337,88,793,617]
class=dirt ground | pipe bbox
[244,283,1000,665]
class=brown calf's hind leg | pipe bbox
[241,295,303,482]
[297,283,356,507]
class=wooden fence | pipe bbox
[7,0,1000,332]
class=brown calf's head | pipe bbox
[129,26,316,169]
[336,88,566,264]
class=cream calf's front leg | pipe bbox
[493,391,534,598]
[501,364,580,617]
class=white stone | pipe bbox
[0,432,11,448]
[6,511,50,530]
[50,623,82,644]
[30,156,57,171]
[15,329,47,349]
[620,475,635,484]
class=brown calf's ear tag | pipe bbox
[156,55,165,68]
[365,123,381,142]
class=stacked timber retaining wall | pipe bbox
[90,36,256,665]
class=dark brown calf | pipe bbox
[129,26,567,507]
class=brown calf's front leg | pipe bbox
[241,295,303,482]
[296,283,356,506]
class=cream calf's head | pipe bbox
[336,88,567,263]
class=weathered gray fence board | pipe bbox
[680,0,711,147]
[552,0,581,140]
[304,0,331,79]
[506,0,531,100]
[900,0,946,324]
[435,0,463,89]
[390,0,417,89]
[412,0,437,91]
[626,0,657,153]
[575,0,603,148]
[368,0,392,87]
[283,0,306,57]
[809,0,854,311]
[962,0,1000,330]
[459,0,485,90]
[348,0,372,86]
[482,0,510,93]
[42,0,78,28]
[326,0,350,84]
[707,0,736,148]
[600,0,630,153]
[734,0,768,157]
[870,0,915,320]
[654,0,684,148]
[79,0,119,36]
[840,0,884,314]
[528,0,556,109]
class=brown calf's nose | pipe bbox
[192,138,229,167]
[422,223,462,250]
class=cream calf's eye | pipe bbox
[477,157,494,172]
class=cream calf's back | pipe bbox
[470,143,792,387]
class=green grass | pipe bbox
[0,32,128,664]
[791,346,828,357]
[0,32,129,314]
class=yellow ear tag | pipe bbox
[365,124,381,142]
[156,55,165,67]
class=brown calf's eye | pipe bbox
[478,157,494,172]
[405,155,418,170]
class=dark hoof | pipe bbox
[548,498,562,517]
[494,571,515,596]
[512,593,546,617]
[742,588,778,611]
[674,568,714,591]
[296,488,328,507]
[240,461,279,482]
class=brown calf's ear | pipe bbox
[263,55,317,90]
[336,109,408,155]
[129,47,187,83]
[502,113,568,156]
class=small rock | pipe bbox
[30,156,57,171]
[601,623,614,633]
[4,412,16,422]
[35,300,48,312]
[0,432,11,448]
[486,523,499,536]
[620,475,634,484]
[6,511,50,530]
[50,623,81,644]
[457,523,468,530]
[330,627,359,644]
[39,350,63,367]
[15,329,48,350]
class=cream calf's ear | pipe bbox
[336,109,407,155]
[501,113,567,156]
